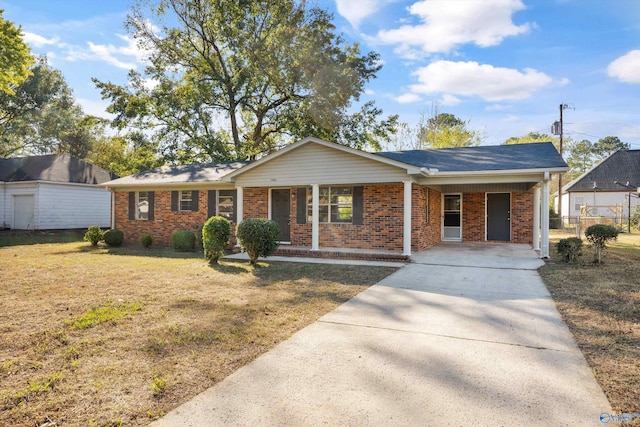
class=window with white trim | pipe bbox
[136,191,149,220]
[307,186,353,223]
[179,191,193,211]
[217,190,235,220]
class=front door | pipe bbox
[487,193,511,241]
[271,189,291,242]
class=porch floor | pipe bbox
[240,245,410,263]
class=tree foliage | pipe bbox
[584,224,618,264]
[94,0,397,163]
[0,57,91,157]
[503,132,557,146]
[87,131,163,177]
[417,108,484,149]
[592,136,629,160]
[0,10,34,95]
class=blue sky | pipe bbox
[2,0,640,148]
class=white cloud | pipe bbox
[364,88,376,95]
[84,34,152,70]
[22,31,60,47]
[410,60,556,101]
[439,93,460,106]
[76,97,115,120]
[375,0,531,57]
[486,104,511,111]
[607,50,640,84]
[88,41,138,70]
[394,92,422,103]
[335,0,387,28]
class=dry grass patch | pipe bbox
[540,232,640,423]
[0,241,396,426]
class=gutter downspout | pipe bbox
[1,182,5,229]
[108,187,115,230]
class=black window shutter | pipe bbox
[128,192,135,220]
[296,187,307,224]
[207,190,216,218]
[231,189,237,222]
[171,191,178,211]
[191,190,199,212]
[148,191,155,220]
[353,186,363,225]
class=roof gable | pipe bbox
[375,142,567,172]
[0,154,116,184]
[565,150,640,192]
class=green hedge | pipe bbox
[172,230,196,252]
[202,216,231,264]
[236,218,280,265]
[103,229,124,247]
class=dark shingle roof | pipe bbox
[0,154,117,184]
[103,161,249,187]
[565,150,640,192]
[375,142,567,172]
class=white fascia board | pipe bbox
[223,136,418,181]
[420,166,568,178]
[9,180,104,189]
[101,182,234,191]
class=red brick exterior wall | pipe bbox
[412,185,442,251]
[290,183,406,251]
[462,192,485,242]
[114,190,237,246]
[512,191,533,244]
[243,188,268,219]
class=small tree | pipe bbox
[84,225,104,246]
[236,219,280,266]
[555,237,583,263]
[584,224,618,264]
[202,216,231,264]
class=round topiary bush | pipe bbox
[172,230,196,252]
[141,234,153,248]
[84,225,104,246]
[202,216,231,264]
[236,218,280,265]
[584,224,619,264]
[103,229,124,247]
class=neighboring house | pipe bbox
[556,150,640,221]
[101,137,568,258]
[0,154,116,230]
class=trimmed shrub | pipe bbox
[103,229,124,247]
[84,225,103,246]
[584,224,619,264]
[202,216,231,264]
[172,230,196,252]
[236,218,280,265]
[555,237,582,263]
[141,234,153,248]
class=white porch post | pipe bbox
[236,186,243,224]
[311,184,319,251]
[533,186,541,251]
[541,177,550,258]
[403,181,412,256]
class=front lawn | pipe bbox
[0,241,396,426]
[540,231,640,422]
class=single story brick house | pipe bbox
[101,137,568,258]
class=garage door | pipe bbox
[13,195,35,229]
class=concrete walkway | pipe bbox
[152,243,611,426]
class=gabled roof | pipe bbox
[223,136,421,180]
[375,142,568,173]
[0,154,116,184]
[102,161,249,188]
[564,150,640,192]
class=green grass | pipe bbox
[68,302,144,329]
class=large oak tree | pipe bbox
[0,10,34,95]
[94,0,397,163]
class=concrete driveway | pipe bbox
[152,243,611,426]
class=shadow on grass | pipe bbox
[0,230,84,247]
[207,262,249,275]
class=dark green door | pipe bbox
[487,193,511,241]
[271,189,291,242]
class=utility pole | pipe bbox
[552,103,570,228]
